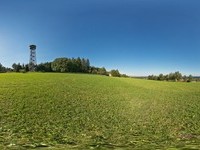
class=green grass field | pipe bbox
[0,73,200,149]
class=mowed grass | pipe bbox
[0,73,200,149]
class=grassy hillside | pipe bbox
[0,73,200,149]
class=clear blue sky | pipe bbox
[0,0,199,76]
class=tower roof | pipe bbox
[30,45,36,50]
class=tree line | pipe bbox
[0,57,125,77]
[1,58,198,81]
[0,63,12,73]
[148,71,195,82]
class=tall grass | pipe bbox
[0,73,200,149]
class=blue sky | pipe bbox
[0,0,199,76]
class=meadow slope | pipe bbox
[0,73,200,149]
